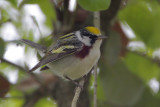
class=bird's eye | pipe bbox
[89,36,92,39]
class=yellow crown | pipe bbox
[85,26,101,35]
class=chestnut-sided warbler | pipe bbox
[21,26,106,80]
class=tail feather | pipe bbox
[28,63,41,73]
[20,39,47,52]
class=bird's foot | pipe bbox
[64,75,83,90]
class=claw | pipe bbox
[64,75,84,90]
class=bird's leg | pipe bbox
[64,75,83,90]
[82,67,93,81]
[83,75,88,81]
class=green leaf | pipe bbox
[78,0,111,11]
[103,31,121,65]
[118,1,160,48]
[99,59,144,106]
[0,63,8,70]
[100,34,144,106]
[9,89,24,97]
[0,9,10,25]
[0,99,24,107]
[35,98,57,107]
[97,77,110,107]
[135,87,160,107]
[0,38,5,58]
[20,0,56,29]
[89,76,107,107]
[7,0,17,7]
[124,52,160,82]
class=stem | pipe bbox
[94,12,100,29]
[0,58,44,86]
[0,96,24,99]
[71,79,85,107]
[0,58,26,72]
[93,64,98,107]
[31,16,43,38]
[93,11,100,107]
[128,49,160,66]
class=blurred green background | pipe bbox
[0,0,160,107]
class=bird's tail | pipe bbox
[20,39,47,52]
[28,63,41,73]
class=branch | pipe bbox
[128,49,160,66]
[23,87,47,107]
[0,58,26,72]
[93,11,100,107]
[101,0,122,34]
[94,12,100,29]
[31,16,43,37]
[0,58,44,86]
[71,78,85,107]
[0,96,24,99]
[93,64,98,107]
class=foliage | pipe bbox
[0,0,160,107]
[78,0,111,11]
[119,0,160,48]
[0,38,5,58]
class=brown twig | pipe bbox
[0,96,24,99]
[93,64,98,107]
[0,58,26,72]
[57,0,64,8]
[93,11,100,107]
[128,49,160,66]
[0,58,44,86]
[71,78,85,107]
[101,0,122,34]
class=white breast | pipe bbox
[48,40,102,80]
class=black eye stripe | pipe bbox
[79,28,98,45]
[81,31,96,37]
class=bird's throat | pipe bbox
[75,45,92,59]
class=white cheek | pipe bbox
[75,31,82,41]
[75,31,91,46]
[82,36,91,46]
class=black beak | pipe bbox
[97,35,107,39]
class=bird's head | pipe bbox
[75,26,106,47]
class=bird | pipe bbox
[21,26,106,81]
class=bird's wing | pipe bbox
[46,32,76,52]
[20,39,47,52]
[28,40,83,73]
